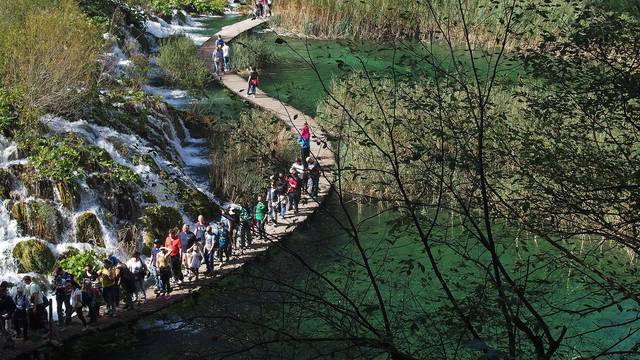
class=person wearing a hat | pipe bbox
[98,259,117,317]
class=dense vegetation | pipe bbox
[157,36,211,88]
[209,109,296,203]
[272,0,639,41]
[0,0,101,121]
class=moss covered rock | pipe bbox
[141,205,182,249]
[0,168,12,198]
[181,187,220,221]
[12,239,55,273]
[75,212,104,247]
[56,181,81,210]
[10,164,54,200]
[10,200,63,243]
[86,173,140,221]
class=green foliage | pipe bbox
[23,134,138,186]
[0,0,101,116]
[58,249,102,280]
[29,137,83,183]
[0,88,21,137]
[156,36,211,89]
[12,239,56,273]
[231,34,280,72]
[148,0,226,16]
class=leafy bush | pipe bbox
[29,138,83,183]
[148,0,226,16]
[156,36,211,89]
[231,34,280,73]
[0,0,101,115]
[58,249,102,281]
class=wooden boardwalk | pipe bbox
[2,16,334,360]
[199,17,335,237]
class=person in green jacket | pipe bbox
[254,195,267,240]
[239,203,253,249]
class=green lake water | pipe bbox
[51,197,640,359]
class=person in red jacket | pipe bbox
[287,169,299,213]
[167,228,184,284]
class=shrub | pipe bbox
[156,36,211,89]
[231,34,279,73]
[147,0,227,16]
[10,200,64,243]
[142,205,182,248]
[0,0,101,115]
[29,138,83,183]
[58,249,102,280]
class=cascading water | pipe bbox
[0,6,228,290]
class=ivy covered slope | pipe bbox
[0,0,221,279]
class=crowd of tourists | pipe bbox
[0,120,319,343]
[253,0,273,19]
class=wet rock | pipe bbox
[180,186,220,221]
[12,239,55,273]
[56,181,81,210]
[9,164,54,201]
[117,223,141,254]
[141,205,182,249]
[75,212,104,247]
[86,174,140,221]
[0,168,12,198]
[10,200,64,243]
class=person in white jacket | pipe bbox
[68,283,87,330]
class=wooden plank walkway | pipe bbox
[2,16,334,360]
[198,17,335,234]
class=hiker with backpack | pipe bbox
[247,65,259,98]
[255,195,268,240]
[52,266,75,326]
[239,204,253,250]
[114,262,136,310]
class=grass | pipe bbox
[272,0,638,43]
